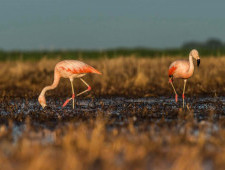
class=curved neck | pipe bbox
[188,55,194,73]
[40,70,61,97]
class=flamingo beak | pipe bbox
[197,59,200,67]
[41,103,47,109]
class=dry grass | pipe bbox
[1,56,225,170]
[1,55,225,98]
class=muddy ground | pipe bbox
[1,96,225,129]
[1,96,225,170]
[1,57,225,169]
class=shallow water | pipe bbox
[1,96,225,144]
[2,96,225,115]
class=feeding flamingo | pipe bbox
[38,60,101,109]
[168,49,200,108]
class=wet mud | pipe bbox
[1,96,225,142]
[1,96,225,169]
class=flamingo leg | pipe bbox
[62,79,75,109]
[169,79,178,103]
[71,80,75,109]
[76,78,91,97]
[182,79,187,108]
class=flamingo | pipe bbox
[168,49,200,108]
[38,60,101,109]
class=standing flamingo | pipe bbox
[168,49,200,108]
[38,60,101,109]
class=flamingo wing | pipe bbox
[168,63,177,77]
[57,60,101,75]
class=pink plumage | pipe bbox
[169,60,193,79]
[56,60,101,76]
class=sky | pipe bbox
[0,0,225,50]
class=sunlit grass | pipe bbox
[1,56,225,170]
[1,56,225,97]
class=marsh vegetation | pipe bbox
[1,55,225,170]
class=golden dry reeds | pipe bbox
[0,110,225,170]
[0,56,225,170]
[0,56,225,98]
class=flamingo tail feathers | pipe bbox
[85,66,102,74]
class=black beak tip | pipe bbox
[197,59,200,67]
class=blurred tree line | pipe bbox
[0,38,225,61]
[182,38,224,50]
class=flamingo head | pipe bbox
[38,95,47,108]
[190,49,200,67]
